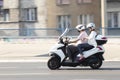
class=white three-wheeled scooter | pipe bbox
[47,28,107,70]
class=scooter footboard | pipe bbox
[49,50,66,62]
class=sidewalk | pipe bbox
[0,38,120,61]
[0,38,55,62]
[104,38,120,61]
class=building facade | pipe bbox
[106,0,120,36]
[0,0,47,36]
[0,0,101,36]
[101,0,120,36]
[47,0,101,30]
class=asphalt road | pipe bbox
[0,61,119,80]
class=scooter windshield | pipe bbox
[59,28,69,38]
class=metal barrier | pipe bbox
[0,27,120,38]
[0,28,79,38]
[100,27,120,37]
[0,28,60,38]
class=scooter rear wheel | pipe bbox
[89,59,102,69]
[47,56,61,70]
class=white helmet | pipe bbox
[87,23,95,29]
[76,24,85,31]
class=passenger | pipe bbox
[77,23,97,61]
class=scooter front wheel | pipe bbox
[47,56,61,70]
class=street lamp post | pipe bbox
[101,0,107,36]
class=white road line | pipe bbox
[0,73,50,76]
[73,79,104,80]
[0,67,17,69]
[0,59,48,62]
[105,60,120,62]
[0,59,119,63]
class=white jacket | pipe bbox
[88,31,97,47]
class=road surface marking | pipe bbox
[0,73,50,76]
[0,67,17,69]
[0,59,48,62]
[0,59,119,63]
[73,79,104,80]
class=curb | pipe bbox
[0,59,48,63]
[0,58,119,62]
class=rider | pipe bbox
[69,24,88,44]
[77,23,97,61]
[67,24,88,61]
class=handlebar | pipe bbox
[58,36,71,45]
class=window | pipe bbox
[0,0,10,22]
[77,0,92,4]
[0,0,3,6]
[77,0,82,4]
[0,9,9,22]
[107,12,119,28]
[57,15,71,32]
[83,0,92,3]
[78,14,94,25]
[23,8,37,21]
[57,0,70,5]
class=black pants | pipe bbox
[77,43,94,55]
[66,45,79,60]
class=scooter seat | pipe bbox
[82,45,94,51]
